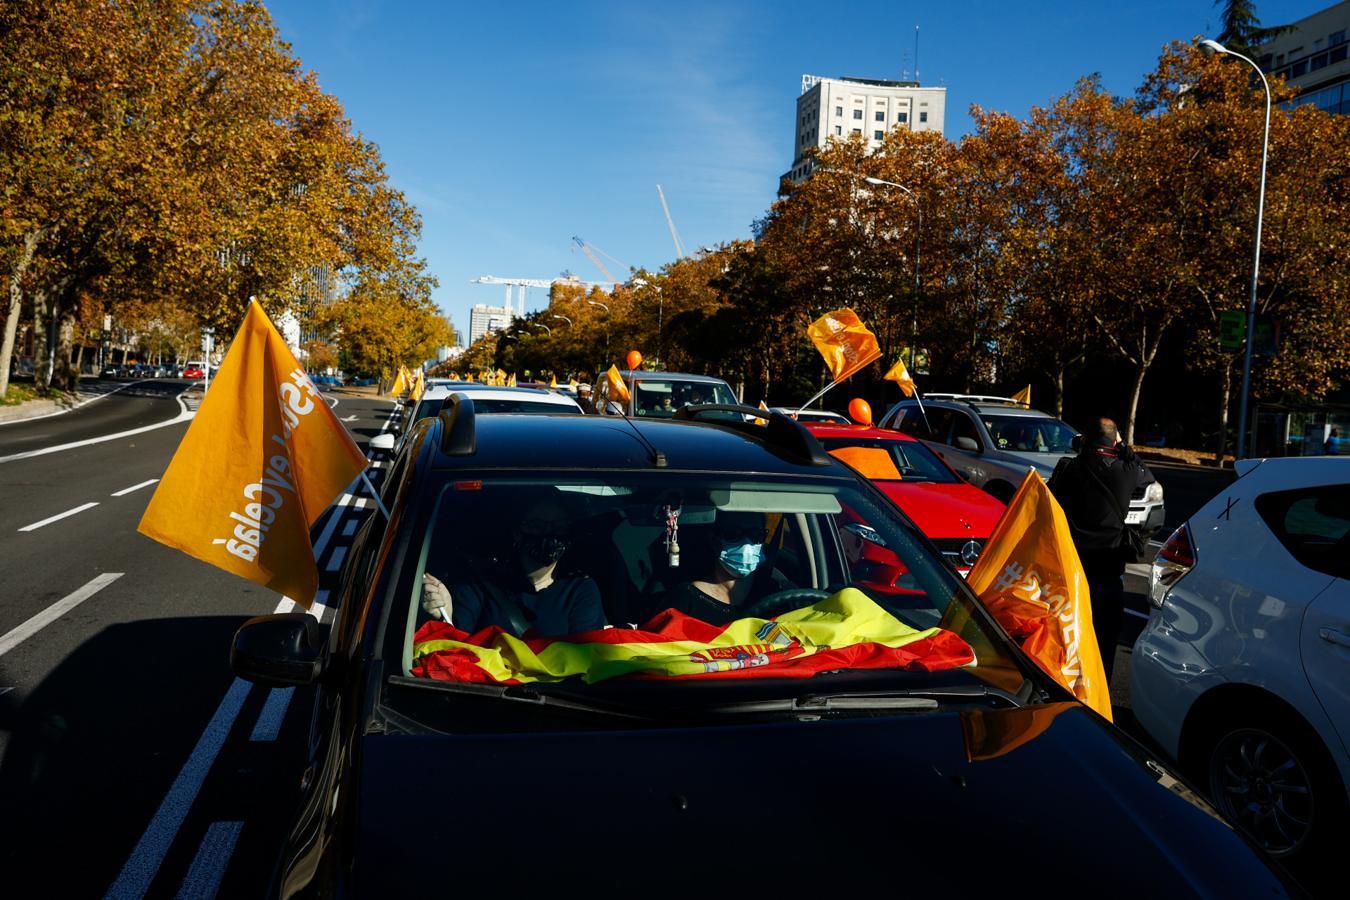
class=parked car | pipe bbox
[182,365,205,379]
[880,395,1165,538]
[802,422,1006,576]
[1132,456,1350,874]
[772,406,851,425]
[230,402,1298,897]
[591,369,738,418]
[100,364,128,379]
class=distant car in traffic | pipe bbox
[802,422,1006,576]
[1132,456,1350,874]
[880,394,1165,538]
[229,402,1300,897]
[182,365,205,379]
[372,384,582,454]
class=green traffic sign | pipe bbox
[1219,310,1245,351]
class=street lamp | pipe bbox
[533,323,552,336]
[551,314,572,326]
[587,300,611,360]
[864,176,922,365]
[633,277,664,364]
[1198,37,1271,459]
[585,300,609,313]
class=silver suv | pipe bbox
[879,395,1165,536]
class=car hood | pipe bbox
[875,481,1005,539]
[353,702,1293,896]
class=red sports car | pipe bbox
[803,423,1006,579]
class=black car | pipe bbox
[232,401,1299,897]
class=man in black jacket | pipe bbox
[1048,417,1140,684]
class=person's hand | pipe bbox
[421,573,453,622]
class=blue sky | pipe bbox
[265,0,1316,342]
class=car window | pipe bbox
[1255,485,1350,578]
[470,398,576,414]
[893,407,951,441]
[951,412,980,448]
[390,474,1021,716]
[817,437,957,483]
[984,415,1076,453]
[632,379,737,417]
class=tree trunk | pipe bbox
[32,288,51,391]
[1212,356,1234,466]
[0,231,42,398]
[1050,366,1065,419]
[54,300,77,391]
[1124,363,1147,445]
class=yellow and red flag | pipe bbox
[883,357,917,397]
[957,470,1112,720]
[412,589,974,684]
[605,364,631,404]
[1011,384,1031,407]
[138,300,368,604]
[807,308,882,383]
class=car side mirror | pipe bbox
[955,436,980,452]
[369,433,396,451]
[231,613,324,686]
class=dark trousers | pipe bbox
[1079,547,1126,684]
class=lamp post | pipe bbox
[864,176,922,366]
[586,300,610,361]
[633,277,663,365]
[551,314,572,326]
[533,323,552,336]
[1198,37,1271,459]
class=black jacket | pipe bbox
[1048,447,1140,551]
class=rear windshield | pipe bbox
[632,379,737,417]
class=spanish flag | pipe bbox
[412,589,973,684]
[954,470,1112,720]
[807,308,882,383]
[883,357,917,397]
[138,300,368,604]
[605,364,631,404]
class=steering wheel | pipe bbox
[740,587,833,620]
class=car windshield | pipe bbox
[632,379,737,417]
[816,437,957,483]
[983,415,1076,453]
[391,474,1024,716]
[414,396,573,420]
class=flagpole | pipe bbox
[359,471,391,520]
[796,380,841,416]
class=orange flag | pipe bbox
[1011,384,1031,407]
[410,368,425,402]
[548,375,557,388]
[806,308,882,383]
[605,364,631,403]
[956,470,1112,721]
[138,300,368,605]
[390,367,408,396]
[883,357,916,397]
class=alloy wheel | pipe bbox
[1209,726,1314,856]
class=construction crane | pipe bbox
[656,184,686,259]
[571,236,630,286]
[471,274,612,318]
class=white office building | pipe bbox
[1258,0,1350,116]
[783,74,947,184]
[468,303,515,345]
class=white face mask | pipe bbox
[718,540,763,578]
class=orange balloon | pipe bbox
[848,398,873,426]
[626,350,643,370]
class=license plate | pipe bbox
[1125,510,1145,525]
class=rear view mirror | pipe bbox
[369,433,396,451]
[955,436,979,452]
[231,613,324,686]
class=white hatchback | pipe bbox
[1131,456,1350,869]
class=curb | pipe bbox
[0,394,80,425]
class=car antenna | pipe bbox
[616,411,667,467]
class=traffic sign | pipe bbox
[1219,310,1245,350]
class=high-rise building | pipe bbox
[1258,1,1350,115]
[469,303,515,345]
[783,74,947,184]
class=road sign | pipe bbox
[1219,310,1245,350]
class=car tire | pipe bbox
[1198,704,1346,874]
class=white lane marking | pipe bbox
[324,546,348,573]
[342,519,359,537]
[18,501,100,532]
[104,678,252,900]
[111,478,160,497]
[0,404,193,465]
[0,572,124,657]
[173,820,243,900]
[1125,608,1150,620]
[342,414,357,422]
[248,688,295,742]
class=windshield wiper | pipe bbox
[699,683,1026,716]
[387,675,651,721]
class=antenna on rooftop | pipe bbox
[914,25,920,84]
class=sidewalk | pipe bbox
[0,388,97,425]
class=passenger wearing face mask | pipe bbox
[642,512,787,627]
[420,497,607,638]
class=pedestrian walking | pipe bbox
[1048,417,1143,685]
[1326,427,1341,455]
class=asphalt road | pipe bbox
[0,379,397,898]
[0,393,1240,898]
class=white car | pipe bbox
[1131,456,1350,868]
[372,386,581,452]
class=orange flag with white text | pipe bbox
[807,308,882,383]
[138,301,368,605]
[953,470,1112,721]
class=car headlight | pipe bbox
[1144,481,1164,503]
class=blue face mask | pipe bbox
[719,540,763,578]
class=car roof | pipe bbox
[419,385,575,404]
[892,397,1055,419]
[423,413,855,477]
[802,423,921,443]
[618,370,732,384]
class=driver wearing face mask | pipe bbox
[420,497,607,638]
[642,511,788,627]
